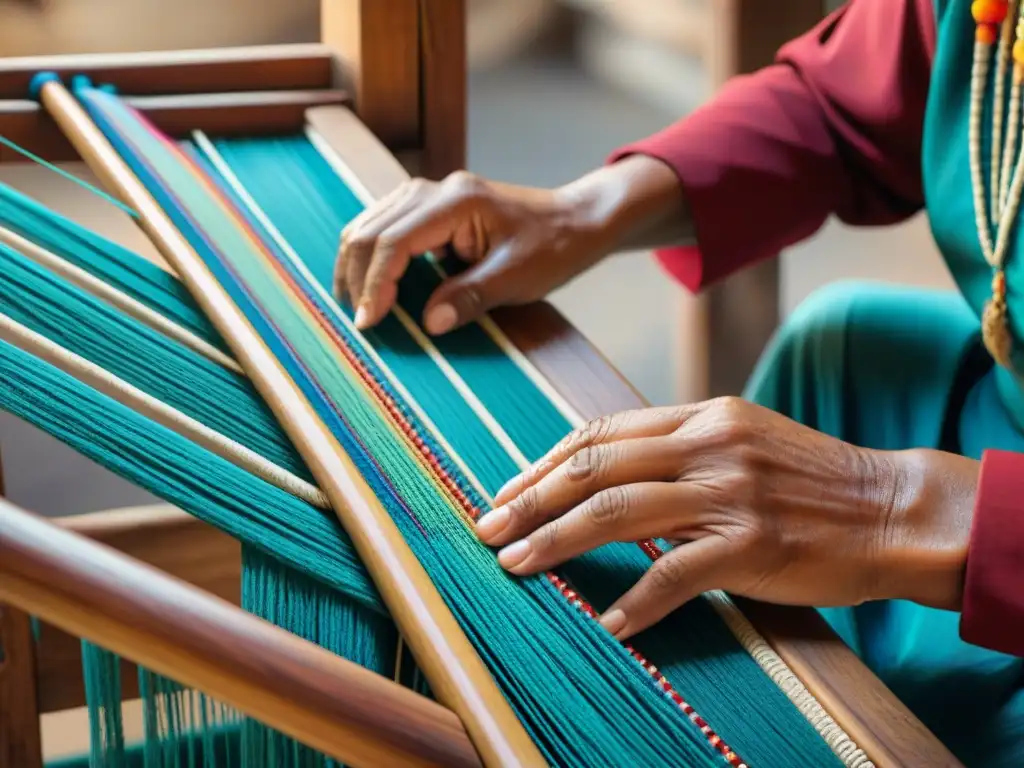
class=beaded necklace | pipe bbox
[971,0,1024,366]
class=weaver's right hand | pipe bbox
[334,155,690,334]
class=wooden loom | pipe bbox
[0,3,961,767]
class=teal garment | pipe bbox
[744,282,1024,767]
[925,0,1024,406]
[739,3,1024,765]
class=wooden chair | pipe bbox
[0,2,960,766]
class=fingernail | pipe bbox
[599,609,627,638]
[497,540,531,570]
[475,506,510,542]
[424,303,457,335]
[353,303,370,329]
[494,474,522,503]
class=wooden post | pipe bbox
[701,0,824,396]
[320,0,422,153]
[418,0,467,180]
[0,449,44,768]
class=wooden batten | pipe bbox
[31,508,240,714]
[0,498,480,768]
[0,44,335,101]
[0,90,351,163]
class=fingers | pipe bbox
[337,182,458,328]
[493,406,699,507]
[599,537,730,640]
[334,183,411,306]
[477,436,682,547]
[419,244,539,335]
[337,172,492,330]
[494,482,699,575]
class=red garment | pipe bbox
[609,0,1024,656]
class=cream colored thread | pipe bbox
[308,123,872,766]
[0,225,242,374]
[0,312,328,509]
[191,131,496,502]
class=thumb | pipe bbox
[422,248,524,334]
[598,537,729,641]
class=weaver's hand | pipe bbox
[334,155,690,333]
[476,398,979,640]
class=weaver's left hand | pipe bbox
[475,398,979,640]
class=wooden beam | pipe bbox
[0,90,351,163]
[0,498,480,768]
[32,507,240,714]
[0,451,44,768]
[0,44,334,100]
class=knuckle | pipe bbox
[507,484,540,525]
[648,556,686,593]
[585,486,630,526]
[444,170,483,197]
[346,228,375,252]
[374,229,399,251]
[573,416,613,451]
[703,398,751,445]
[534,519,562,552]
[565,445,608,484]
[453,283,485,315]
[710,395,746,422]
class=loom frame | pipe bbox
[0,4,961,767]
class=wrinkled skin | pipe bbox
[333,163,979,642]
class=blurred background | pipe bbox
[0,0,955,516]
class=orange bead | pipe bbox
[973,0,1010,24]
[994,270,1007,296]
[977,23,999,44]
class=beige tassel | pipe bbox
[983,270,1014,366]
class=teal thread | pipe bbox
[1,105,845,765]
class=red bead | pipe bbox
[973,0,1010,24]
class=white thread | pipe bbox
[305,127,534,471]
[0,225,242,374]
[306,123,872,765]
[191,131,496,503]
[971,6,1024,273]
[706,592,873,768]
[0,312,329,509]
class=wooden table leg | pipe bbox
[0,449,44,768]
[701,0,824,396]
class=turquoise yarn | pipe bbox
[0,117,845,766]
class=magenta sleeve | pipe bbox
[960,450,1024,657]
[608,0,936,291]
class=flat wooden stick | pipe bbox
[0,90,350,163]
[0,497,480,768]
[0,44,333,99]
[36,79,545,767]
